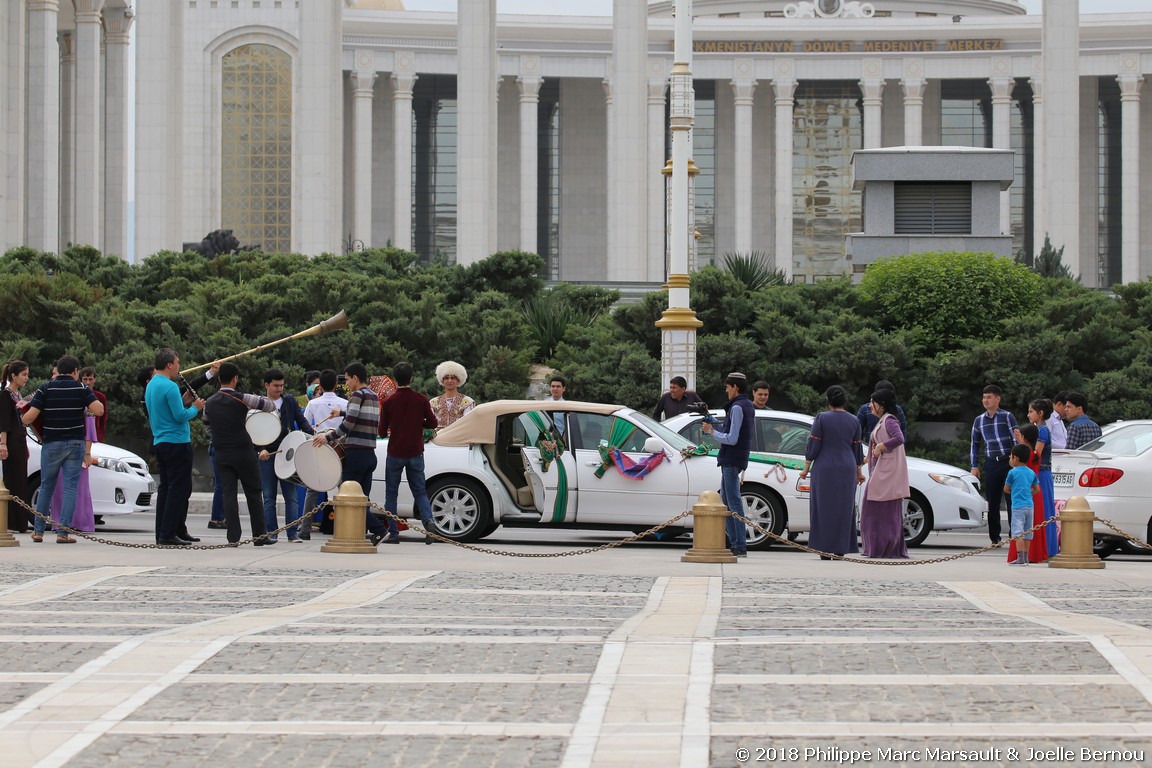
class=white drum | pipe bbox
[246,409,281,446]
[292,440,344,492]
[275,431,309,482]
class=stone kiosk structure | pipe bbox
[847,145,1014,271]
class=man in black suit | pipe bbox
[204,363,276,545]
[256,368,314,542]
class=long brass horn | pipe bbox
[181,309,350,375]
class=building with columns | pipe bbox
[1,0,1150,288]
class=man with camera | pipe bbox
[700,372,755,557]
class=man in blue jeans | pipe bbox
[22,356,104,543]
[700,372,755,557]
[256,368,313,541]
[378,361,439,544]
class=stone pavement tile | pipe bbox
[721,578,958,597]
[415,572,655,593]
[714,640,1115,676]
[193,641,604,675]
[262,624,614,638]
[125,681,589,723]
[710,682,1152,723]
[0,682,49,711]
[0,641,119,673]
[710,738,1151,768]
[66,734,567,768]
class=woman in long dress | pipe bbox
[1,360,32,533]
[1007,422,1049,563]
[860,390,910,559]
[800,385,864,559]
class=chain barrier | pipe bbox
[6,495,330,550]
[366,501,695,557]
[5,490,1152,560]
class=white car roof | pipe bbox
[431,399,624,447]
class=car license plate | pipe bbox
[148,481,157,493]
[1053,472,1074,486]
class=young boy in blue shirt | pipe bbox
[1003,444,1039,566]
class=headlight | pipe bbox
[929,473,970,492]
[91,455,130,473]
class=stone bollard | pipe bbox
[1048,496,1104,570]
[320,481,377,554]
[681,490,737,564]
[0,477,18,548]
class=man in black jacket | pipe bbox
[256,368,314,542]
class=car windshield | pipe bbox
[627,411,699,453]
[1078,423,1152,457]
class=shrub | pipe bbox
[858,251,1044,350]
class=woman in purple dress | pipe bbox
[860,389,910,559]
[800,385,864,559]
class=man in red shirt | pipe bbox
[378,361,438,544]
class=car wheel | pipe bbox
[427,477,492,543]
[744,487,785,551]
[1093,535,1120,559]
[903,492,934,548]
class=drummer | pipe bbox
[204,363,278,545]
[299,369,348,538]
[312,362,392,546]
[256,368,314,543]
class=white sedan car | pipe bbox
[371,400,794,547]
[663,409,985,548]
[1052,420,1152,558]
[26,428,155,518]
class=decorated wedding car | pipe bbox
[366,400,786,547]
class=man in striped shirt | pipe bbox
[21,356,104,543]
[313,362,391,545]
[969,384,1018,545]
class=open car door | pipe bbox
[516,411,578,524]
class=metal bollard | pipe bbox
[0,477,18,548]
[319,481,377,554]
[1048,496,1104,570]
[681,490,737,563]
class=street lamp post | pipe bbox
[655,0,703,391]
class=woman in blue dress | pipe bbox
[800,385,865,559]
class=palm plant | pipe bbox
[720,250,790,291]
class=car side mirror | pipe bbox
[643,437,665,454]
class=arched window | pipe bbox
[221,44,292,252]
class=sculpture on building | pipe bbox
[182,229,261,258]
[784,0,876,18]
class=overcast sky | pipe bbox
[403,1,1150,15]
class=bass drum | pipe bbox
[275,431,309,483]
[292,440,344,492]
[246,409,281,446]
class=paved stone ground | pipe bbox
[2,528,1152,767]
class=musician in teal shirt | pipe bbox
[145,348,204,545]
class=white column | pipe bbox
[517,73,541,254]
[457,0,497,265]
[59,31,74,249]
[72,0,104,249]
[860,79,884,149]
[731,78,755,254]
[103,9,132,259]
[297,0,343,255]
[603,78,614,272]
[391,71,415,251]
[26,0,60,253]
[609,0,649,281]
[135,0,182,261]
[1119,74,1143,283]
[351,70,376,248]
[1042,0,1080,277]
[774,78,796,279]
[647,76,667,281]
[901,78,924,147]
[990,77,1013,236]
[1031,77,1046,255]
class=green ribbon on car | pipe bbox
[527,410,569,523]
[593,418,638,478]
[702,447,806,470]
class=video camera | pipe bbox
[687,400,718,424]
